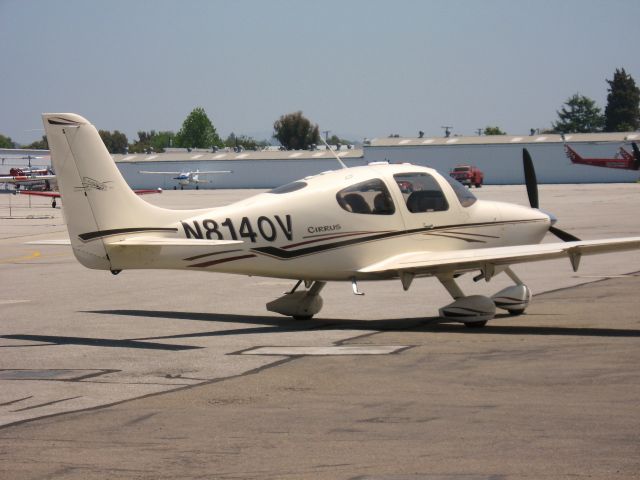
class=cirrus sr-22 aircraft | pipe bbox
[40,113,640,327]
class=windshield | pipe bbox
[268,181,308,194]
[443,175,477,207]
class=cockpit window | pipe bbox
[336,178,395,215]
[443,175,477,207]
[393,173,449,213]
[268,181,307,194]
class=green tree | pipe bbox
[151,131,175,152]
[273,111,320,150]
[129,130,175,153]
[175,107,222,149]
[99,130,129,154]
[0,134,14,148]
[224,132,269,150]
[326,134,353,146]
[552,93,604,133]
[604,68,640,132]
[24,135,49,150]
[483,126,506,135]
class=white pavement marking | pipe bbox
[240,345,410,356]
[0,300,30,305]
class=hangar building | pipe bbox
[363,132,640,184]
[114,148,366,189]
[113,131,640,189]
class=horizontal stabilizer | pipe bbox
[108,237,243,247]
[27,239,71,245]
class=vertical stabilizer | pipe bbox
[43,113,178,270]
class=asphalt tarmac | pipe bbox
[1,184,639,479]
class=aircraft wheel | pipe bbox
[293,314,313,321]
[463,320,488,328]
[507,308,525,316]
[475,183,482,188]
[51,200,57,208]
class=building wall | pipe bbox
[363,141,639,184]
[116,157,366,189]
[114,139,640,189]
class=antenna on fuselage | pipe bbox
[319,134,348,169]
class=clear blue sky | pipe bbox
[1,0,639,145]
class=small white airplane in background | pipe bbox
[40,113,640,327]
[139,169,232,189]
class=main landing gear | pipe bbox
[438,267,531,328]
[266,280,326,320]
[267,269,531,327]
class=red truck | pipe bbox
[449,165,484,188]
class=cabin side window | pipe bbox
[393,173,449,213]
[336,178,395,215]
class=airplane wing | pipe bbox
[358,237,640,278]
[197,170,232,174]
[138,171,181,175]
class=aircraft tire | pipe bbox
[507,308,525,316]
[463,320,488,328]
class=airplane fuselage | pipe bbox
[106,164,550,280]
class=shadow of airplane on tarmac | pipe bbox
[3,309,639,351]
[88,309,640,342]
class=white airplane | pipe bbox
[41,113,640,327]
[139,169,232,189]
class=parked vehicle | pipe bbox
[449,165,484,188]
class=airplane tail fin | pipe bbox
[43,113,182,270]
[564,144,582,164]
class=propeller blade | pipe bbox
[549,226,581,242]
[631,142,640,170]
[523,148,539,209]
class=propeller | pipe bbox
[631,142,640,171]
[522,148,580,242]
[522,148,539,209]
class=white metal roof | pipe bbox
[367,132,640,147]
[113,149,364,163]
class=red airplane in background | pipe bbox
[0,167,57,190]
[565,143,640,171]
[20,187,163,208]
